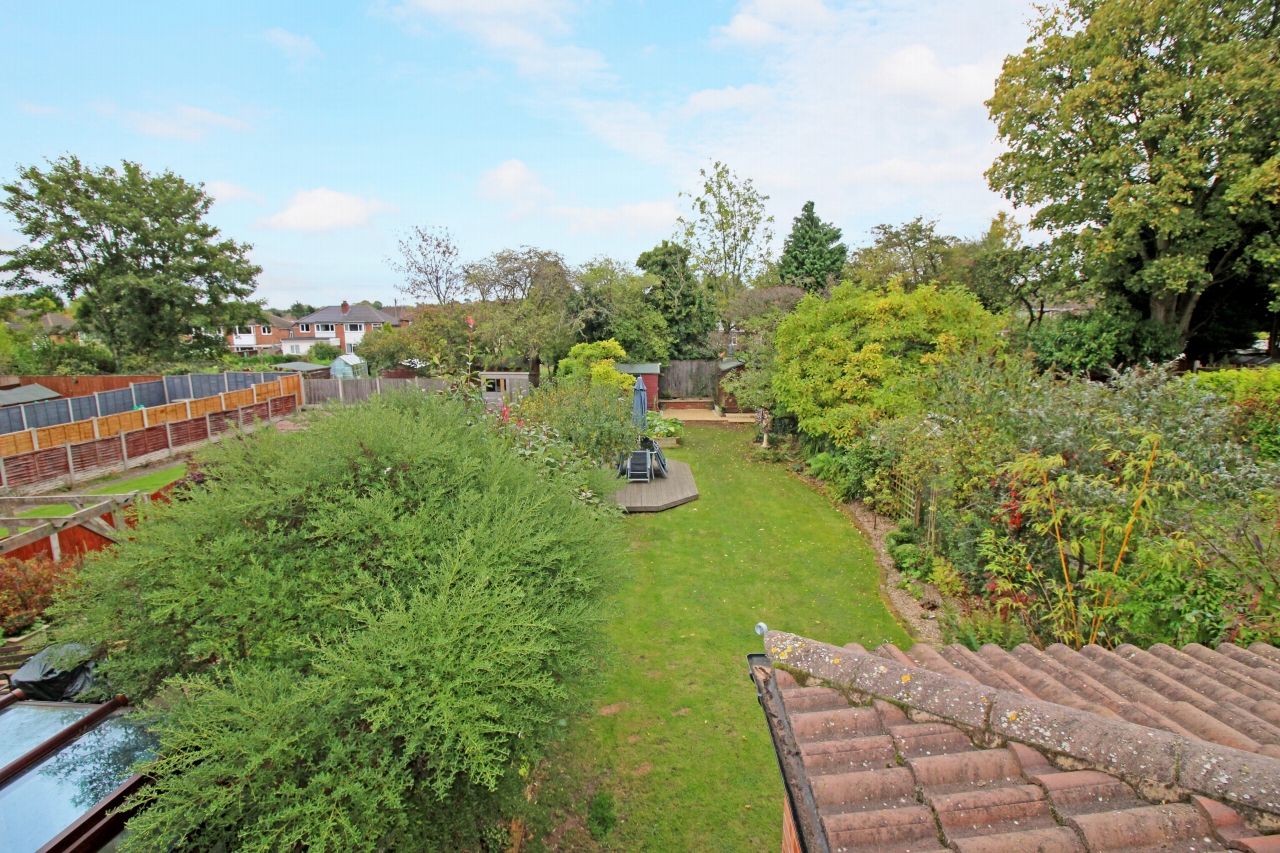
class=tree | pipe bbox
[847,217,958,291]
[636,241,717,358]
[965,214,1085,328]
[390,226,465,304]
[987,0,1280,353]
[0,156,261,368]
[677,161,774,327]
[356,304,473,373]
[467,248,579,379]
[778,201,848,293]
[285,302,316,318]
[570,258,670,363]
[309,341,341,363]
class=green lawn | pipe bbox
[16,465,188,519]
[530,424,909,852]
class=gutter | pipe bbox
[747,653,831,853]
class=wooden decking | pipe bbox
[612,459,699,512]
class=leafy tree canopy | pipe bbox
[676,161,774,328]
[636,240,717,358]
[987,0,1280,352]
[569,258,670,363]
[772,282,1001,444]
[778,201,848,293]
[0,156,262,368]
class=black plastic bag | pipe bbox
[8,643,96,701]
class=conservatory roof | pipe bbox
[751,631,1280,853]
[0,694,155,853]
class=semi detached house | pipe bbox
[281,302,401,356]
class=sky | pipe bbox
[1,0,1037,310]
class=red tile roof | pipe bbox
[751,633,1280,853]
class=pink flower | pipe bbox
[466,316,475,329]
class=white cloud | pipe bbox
[17,102,57,116]
[129,104,250,141]
[259,188,397,231]
[573,101,669,163]
[715,0,836,45]
[548,201,679,237]
[206,181,264,204]
[264,28,323,67]
[479,159,554,218]
[874,45,1000,108]
[478,159,675,236]
[391,0,607,83]
[682,84,775,116]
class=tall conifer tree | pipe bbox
[778,201,848,293]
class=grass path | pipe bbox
[532,424,909,852]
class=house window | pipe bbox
[371,323,382,330]
[316,323,335,333]
[235,326,251,335]
[289,345,300,354]
[259,325,273,334]
[298,323,311,333]
[346,323,363,332]
[346,343,356,354]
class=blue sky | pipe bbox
[1,0,1035,309]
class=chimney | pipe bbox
[340,301,349,315]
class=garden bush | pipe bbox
[49,391,621,853]
[1191,366,1280,459]
[513,375,635,466]
[0,554,77,636]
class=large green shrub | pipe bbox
[49,391,621,852]
[514,375,636,466]
[772,282,1000,444]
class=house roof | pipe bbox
[752,631,1280,853]
[271,362,329,373]
[7,311,75,334]
[719,357,746,371]
[0,383,60,407]
[380,305,416,323]
[263,313,292,330]
[614,363,662,375]
[295,305,400,325]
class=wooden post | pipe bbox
[375,377,382,395]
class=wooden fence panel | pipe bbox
[71,436,125,473]
[188,395,223,417]
[303,379,340,404]
[208,410,239,433]
[222,389,254,409]
[96,410,145,439]
[144,402,189,426]
[343,379,378,404]
[0,432,35,457]
[278,373,301,400]
[268,395,297,418]
[658,360,720,398]
[169,417,210,447]
[239,402,270,424]
[4,447,71,487]
[35,420,96,449]
[254,380,283,402]
[125,425,169,459]
[17,375,158,397]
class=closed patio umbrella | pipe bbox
[632,375,647,428]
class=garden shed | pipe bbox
[328,354,368,379]
[614,364,660,411]
[716,357,745,413]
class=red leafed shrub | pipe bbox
[0,555,77,636]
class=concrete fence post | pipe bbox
[19,404,27,431]
[142,407,150,428]
[29,428,39,451]
[0,454,7,489]
[206,412,214,440]
[120,431,129,467]
[375,377,382,395]
[92,417,100,439]
[65,442,75,487]
[338,380,345,404]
